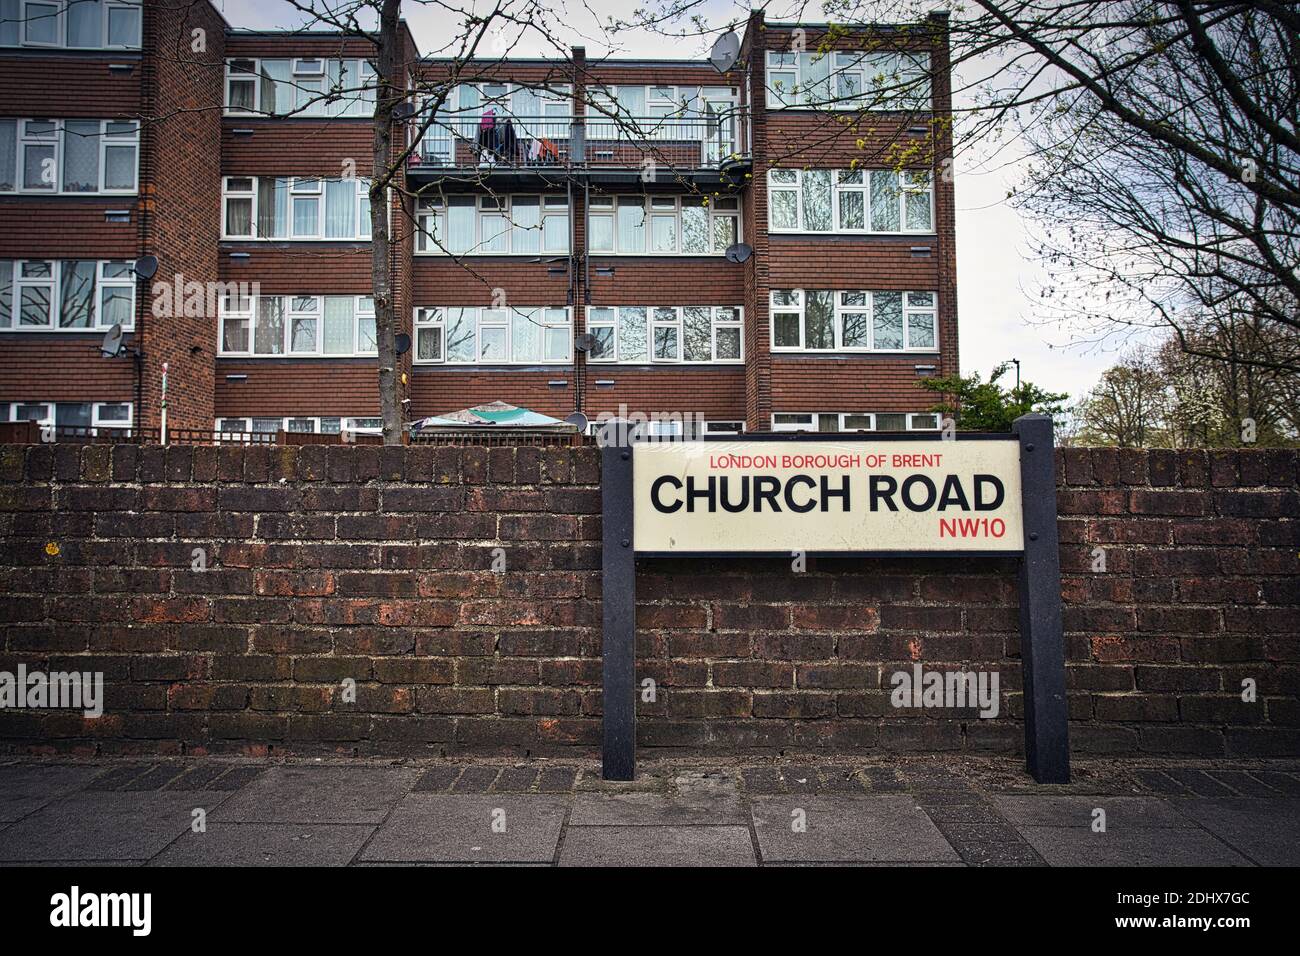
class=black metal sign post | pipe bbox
[601,442,637,780]
[599,413,1070,784]
[1012,414,1070,783]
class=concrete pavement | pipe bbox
[0,757,1296,866]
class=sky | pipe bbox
[216,0,1118,403]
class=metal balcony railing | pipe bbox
[412,112,743,171]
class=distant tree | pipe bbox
[1073,349,1169,447]
[918,361,1068,432]
[1156,318,1300,447]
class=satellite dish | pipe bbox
[564,412,588,433]
[395,332,412,356]
[724,242,754,263]
[133,255,158,280]
[392,101,416,120]
[100,324,124,358]
[574,332,598,353]
[710,31,741,73]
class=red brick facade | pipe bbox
[0,443,1294,756]
[1,3,956,434]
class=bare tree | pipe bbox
[1073,348,1169,447]
[622,1,1299,370]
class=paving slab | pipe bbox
[990,795,1193,828]
[560,825,755,866]
[0,764,104,823]
[570,775,748,826]
[150,823,375,866]
[1172,798,1300,866]
[1017,826,1251,866]
[361,795,567,863]
[211,766,416,824]
[752,796,960,863]
[0,791,227,862]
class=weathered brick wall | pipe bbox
[0,443,1294,758]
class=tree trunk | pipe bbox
[371,0,403,444]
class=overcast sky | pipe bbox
[217,0,1117,402]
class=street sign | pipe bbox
[600,417,1070,786]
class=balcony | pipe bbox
[408,111,749,183]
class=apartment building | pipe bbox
[0,1,957,438]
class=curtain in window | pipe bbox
[254,297,285,354]
[0,120,14,191]
[616,86,645,133]
[617,201,645,252]
[324,179,355,238]
[100,285,132,328]
[322,296,354,354]
[512,87,540,137]
[67,0,103,47]
[0,261,11,328]
[511,197,540,253]
[0,0,18,45]
[226,195,252,236]
[61,121,100,192]
[512,308,541,361]
[446,197,475,253]
[259,60,292,114]
[800,53,831,105]
[59,261,96,328]
[257,177,288,238]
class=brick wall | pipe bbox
[0,443,1294,758]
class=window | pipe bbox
[415,194,569,255]
[587,305,742,364]
[0,0,140,49]
[769,289,938,352]
[413,307,572,364]
[767,168,933,233]
[587,194,740,255]
[219,295,376,356]
[0,259,134,330]
[0,119,138,194]
[214,416,378,438]
[4,401,133,435]
[771,412,940,432]
[765,49,931,110]
[222,57,377,117]
[223,176,371,240]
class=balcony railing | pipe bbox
[412,112,743,171]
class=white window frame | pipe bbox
[769,289,939,353]
[415,193,570,256]
[412,306,573,365]
[0,258,134,331]
[771,412,939,433]
[218,294,376,357]
[766,168,933,234]
[4,401,133,435]
[220,176,372,241]
[765,49,931,110]
[587,194,740,256]
[586,305,744,365]
[2,0,141,50]
[220,57,377,117]
[0,118,138,195]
